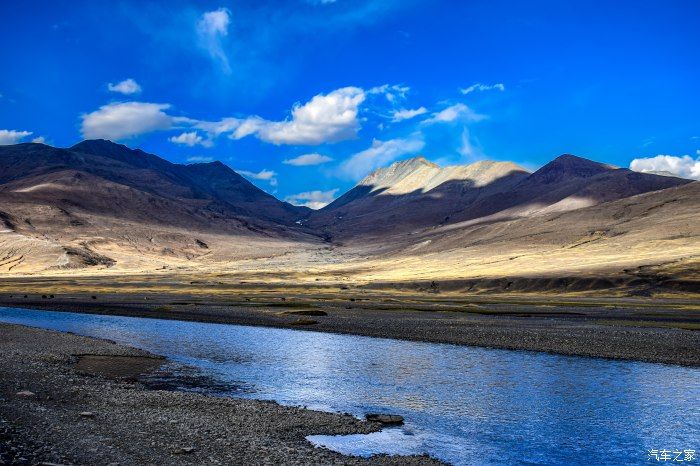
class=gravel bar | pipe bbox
[0,323,442,465]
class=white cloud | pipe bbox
[197,8,232,74]
[630,154,700,180]
[31,136,46,144]
[460,83,505,95]
[458,127,484,160]
[77,85,402,146]
[193,117,242,136]
[80,102,173,140]
[187,155,215,163]
[238,168,278,186]
[391,107,427,122]
[285,189,338,209]
[340,134,425,180]
[369,84,410,103]
[0,129,33,145]
[169,131,211,147]
[283,153,333,166]
[107,78,142,95]
[423,103,486,125]
[231,87,366,145]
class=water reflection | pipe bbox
[0,307,697,466]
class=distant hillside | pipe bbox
[0,140,308,229]
[0,141,695,286]
[308,154,690,239]
[70,139,308,225]
[361,180,700,293]
[0,140,313,271]
[307,157,530,237]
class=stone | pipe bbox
[16,391,36,397]
[79,412,95,418]
[365,413,404,425]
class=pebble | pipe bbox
[16,391,36,397]
[176,447,197,454]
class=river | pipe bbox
[0,307,697,465]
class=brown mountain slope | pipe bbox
[70,140,306,224]
[307,157,530,238]
[448,154,689,223]
[344,181,699,292]
[310,154,691,240]
[0,141,308,225]
[0,142,696,294]
[0,141,316,272]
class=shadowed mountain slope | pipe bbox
[355,180,700,292]
[0,142,696,287]
[1,140,308,227]
[0,141,314,271]
[306,157,530,237]
[309,154,691,240]
[70,139,307,224]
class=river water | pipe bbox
[0,307,697,465]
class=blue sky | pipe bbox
[1,0,699,207]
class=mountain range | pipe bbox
[0,140,697,292]
[307,153,688,239]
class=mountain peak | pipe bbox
[393,156,438,169]
[360,156,438,187]
[185,160,226,168]
[69,139,176,172]
[71,139,131,154]
[529,154,615,183]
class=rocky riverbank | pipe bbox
[0,323,440,465]
[2,292,698,366]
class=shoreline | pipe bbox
[0,292,698,367]
[0,323,441,465]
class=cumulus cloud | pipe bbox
[630,154,700,180]
[230,87,366,145]
[423,103,486,125]
[31,136,46,144]
[238,168,278,186]
[77,85,392,146]
[197,8,232,73]
[285,189,338,209]
[0,129,33,145]
[186,155,215,163]
[460,83,505,95]
[339,134,425,180]
[391,107,427,122]
[169,131,211,147]
[80,102,173,140]
[283,153,333,166]
[107,78,142,95]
